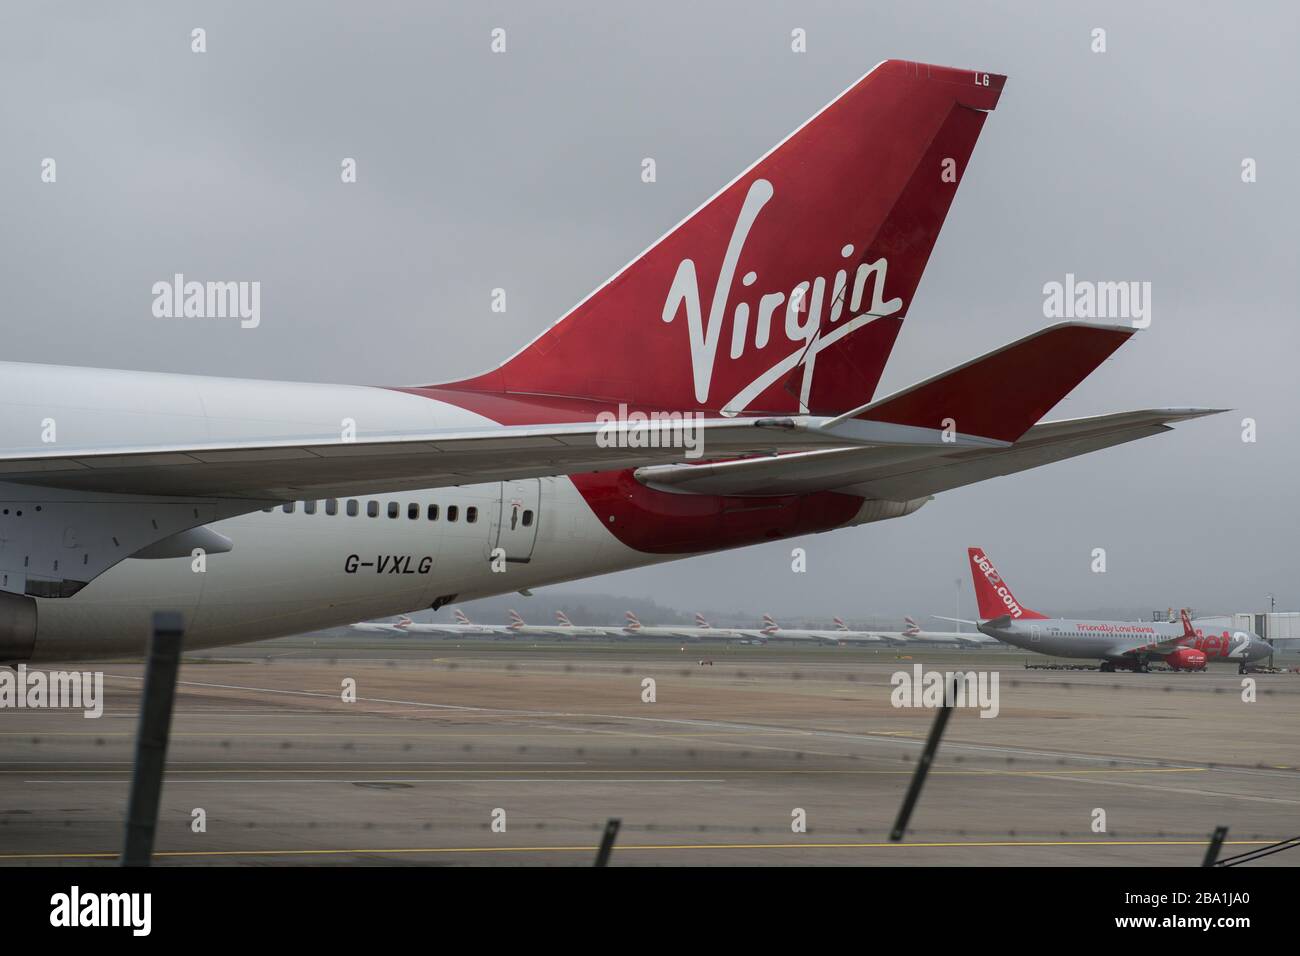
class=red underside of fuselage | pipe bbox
[392,385,865,555]
[568,470,863,555]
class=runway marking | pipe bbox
[1024,771,1300,806]
[103,674,532,715]
[0,838,1278,862]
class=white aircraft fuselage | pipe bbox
[8,364,911,661]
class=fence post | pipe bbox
[594,818,621,866]
[890,677,957,842]
[121,612,185,866]
[1201,825,1229,867]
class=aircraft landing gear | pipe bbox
[1099,661,1114,673]
[1239,663,1248,675]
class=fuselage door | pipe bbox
[495,479,541,563]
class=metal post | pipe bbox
[1202,825,1229,867]
[122,612,185,866]
[594,817,621,866]
[1267,595,1275,670]
[890,678,956,842]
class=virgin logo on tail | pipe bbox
[661,178,903,413]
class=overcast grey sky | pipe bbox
[1,2,1296,620]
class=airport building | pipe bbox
[1234,611,1300,641]
[1234,611,1300,664]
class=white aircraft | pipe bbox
[758,614,888,645]
[551,611,623,639]
[498,608,617,639]
[349,617,409,635]
[677,612,761,642]
[895,615,998,648]
[0,59,1215,665]
[967,549,1271,673]
[352,608,512,638]
[618,611,746,641]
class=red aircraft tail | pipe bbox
[435,60,1006,417]
[968,548,1047,621]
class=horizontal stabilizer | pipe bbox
[836,322,1135,443]
[634,407,1221,497]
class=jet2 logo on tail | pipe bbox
[661,178,904,412]
[971,550,1031,619]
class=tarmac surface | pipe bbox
[2,637,1297,866]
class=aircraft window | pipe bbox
[427,504,439,521]
[387,502,400,519]
[408,503,419,520]
[367,501,378,518]
[304,500,317,515]
[521,509,534,527]
[282,502,295,514]
[466,506,478,523]
[347,500,359,517]
[447,505,459,522]
[325,499,338,516]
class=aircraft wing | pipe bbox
[1110,610,1197,658]
[0,414,935,501]
[634,408,1221,498]
[1110,637,1184,658]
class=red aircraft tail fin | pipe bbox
[434,61,1006,418]
[968,548,1047,621]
